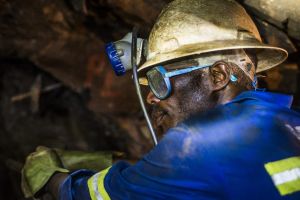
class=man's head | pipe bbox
[146,50,257,136]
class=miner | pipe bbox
[22,0,300,199]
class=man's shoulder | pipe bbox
[166,93,300,151]
[180,98,261,135]
[182,91,300,133]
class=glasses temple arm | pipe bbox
[165,65,210,78]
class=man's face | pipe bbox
[146,61,216,137]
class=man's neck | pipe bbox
[216,85,246,105]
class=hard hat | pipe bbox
[138,0,288,74]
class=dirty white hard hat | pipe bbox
[138,0,288,76]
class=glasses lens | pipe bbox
[147,68,169,99]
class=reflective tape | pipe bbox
[295,126,300,133]
[265,157,300,196]
[88,167,111,200]
[272,168,300,185]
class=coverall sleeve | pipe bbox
[59,126,224,200]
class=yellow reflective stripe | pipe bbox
[265,157,300,175]
[264,156,300,196]
[276,177,300,196]
[96,168,111,200]
[88,167,111,200]
[88,176,97,200]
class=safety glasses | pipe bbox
[146,65,210,100]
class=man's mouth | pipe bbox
[151,107,168,127]
[156,112,167,126]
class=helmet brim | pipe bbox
[138,39,288,75]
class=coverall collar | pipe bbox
[230,91,293,109]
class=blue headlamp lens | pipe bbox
[146,66,171,100]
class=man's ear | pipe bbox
[209,62,231,91]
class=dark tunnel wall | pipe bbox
[0,0,299,199]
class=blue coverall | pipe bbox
[59,91,300,199]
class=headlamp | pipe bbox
[105,28,158,146]
[105,33,144,76]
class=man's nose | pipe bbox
[147,91,161,105]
